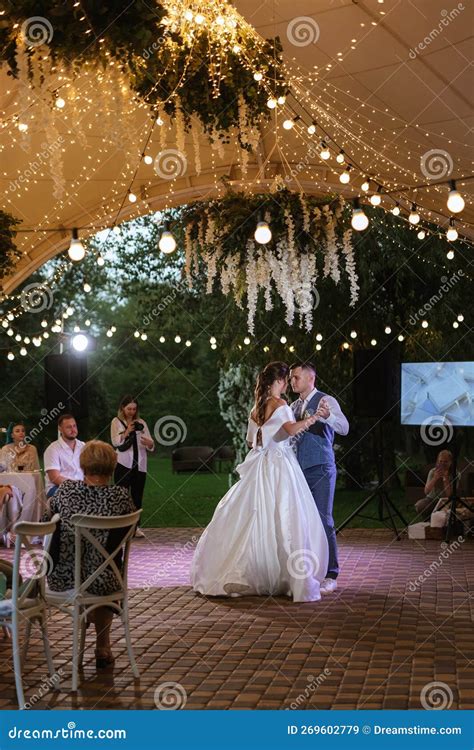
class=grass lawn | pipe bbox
[141,456,417,529]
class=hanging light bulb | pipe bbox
[277,94,286,105]
[55,97,66,109]
[447,180,464,213]
[391,203,400,216]
[112,225,121,235]
[283,115,300,130]
[175,335,182,343]
[159,335,166,343]
[7,352,14,361]
[267,97,277,109]
[253,71,263,81]
[307,122,317,135]
[336,150,345,164]
[350,330,357,339]
[421,320,429,329]
[158,223,177,253]
[254,217,272,244]
[457,314,464,322]
[339,165,351,184]
[83,282,91,293]
[398,334,405,342]
[384,326,391,334]
[452,321,459,328]
[446,217,458,241]
[20,347,27,356]
[319,142,330,160]
[97,255,105,267]
[447,249,455,260]
[351,198,369,231]
[361,178,370,192]
[68,228,85,261]
[18,122,28,132]
[141,333,147,341]
[370,186,382,206]
[280,336,287,344]
[409,203,420,224]
[243,337,251,345]
[143,154,153,165]
[417,229,426,240]
[371,339,377,346]
[134,330,140,338]
[128,191,137,203]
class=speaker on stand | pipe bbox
[338,347,408,539]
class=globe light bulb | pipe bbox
[20,347,27,356]
[421,320,428,329]
[371,339,377,346]
[447,249,455,260]
[384,326,391,334]
[391,203,400,216]
[307,122,316,135]
[97,255,105,266]
[253,72,263,81]
[128,191,137,203]
[447,181,464,213]
[175,335,181,343]
[68,229,85,261]
[254,220,272,244]
[277,95,286,105]
[452,320,459,328]
[339,166,351,184]
[457,314,464,322]
[319,142,330,160]
[83,283,91,293]
[361,179,370,192]
[283,118,295,130]
[351,199,369,231]
[280,336,287,344]
[267,97,277,109]
[370,187,382,206]
[350,330,357,339]
[143,154,153,165]
[409,204,420,224]
[7,352,14,361]
[417,230,426,239]
[446,217,458,241]
[336,150,345,164]
[158,230,177,253]
[18,122,28,132]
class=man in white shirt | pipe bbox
[43,414,85,497]
[290,362,349,595]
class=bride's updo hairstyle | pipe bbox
[252,361,289,426]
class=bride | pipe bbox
[191,362,329,602]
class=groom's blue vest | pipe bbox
[293,391,336,470]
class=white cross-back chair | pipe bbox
[0,515,60,709]
[45,509,141,691]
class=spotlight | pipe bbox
[71,333,89,352]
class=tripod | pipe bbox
[338,422,408,540]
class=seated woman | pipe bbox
[415,450,455,520]
[0,485,22,547]
[0,422,40,472]
[43,440,135,669]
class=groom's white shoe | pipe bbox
[320,578,337,595]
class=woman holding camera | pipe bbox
[110,395,154,538]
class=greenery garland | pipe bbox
[0,0,286,145]
[0,211,22,283]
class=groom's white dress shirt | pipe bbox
[295,388,349,436]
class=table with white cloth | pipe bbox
[0,471,47,523]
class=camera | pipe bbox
[133,421,144,432]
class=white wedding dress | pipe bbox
[190,405,329,602]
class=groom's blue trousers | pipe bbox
[303,463,339,579]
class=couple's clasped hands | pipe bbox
[302,398,330,429]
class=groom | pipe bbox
[290,362,349,594]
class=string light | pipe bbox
[417,229,426,240]
[446,180,465,213]
[421,320,429,328]
[254,219,272,244]
[158,223,177,253]
[128,191,137,203]
[68,228,85,262]
[409,204,420,224]
[446,217,458,242]
[319,142,330,160]
[370,186,382,206]
[307,122,317,135]
[336,150,345,164]
[361,178,370,192]
[371,339,377,346]
[267,97,277,109]
[351,198,369,231]
[143,154,153,165]
[339,165,351,184]
[391,203,400,216]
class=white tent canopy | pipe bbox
[1,0,472,293]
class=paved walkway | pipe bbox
[0,529,472,710]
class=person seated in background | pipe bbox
[43,414,85,498]
[43,440,135,669]
[0,485,22,548]
[0,558,21,639]
[0,421,40,473]
[415,450,455,520]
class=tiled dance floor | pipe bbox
[0,529,472,710]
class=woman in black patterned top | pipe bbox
[43,440,134,668]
